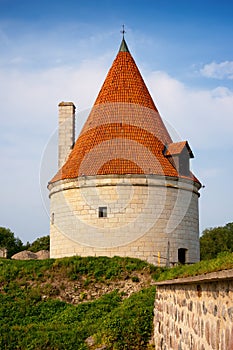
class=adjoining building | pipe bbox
[48,36,201,265]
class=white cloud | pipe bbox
[146,70,233,149]
[200,61,233,80]
[0,59,108,132]
[0,58,109,242]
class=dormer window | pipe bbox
[164,141,194,177]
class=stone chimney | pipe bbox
[58,102,76,169]
[58,101,76,169]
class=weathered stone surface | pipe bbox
[85,336,95,347]
[35,250,50,259]
[11,250,50,260]
[11,250,38,260]
[154,269,233,350]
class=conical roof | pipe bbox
[50,38,197,184]
[93,37,160,112]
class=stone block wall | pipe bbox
[154,269,233,349]
[49,174,200,265]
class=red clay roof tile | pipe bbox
[164,141,194,158]
[50,39,199,184]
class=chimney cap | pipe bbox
[58,101,76,108]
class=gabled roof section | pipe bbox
[164,141,194,158]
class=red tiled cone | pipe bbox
[50,38,198,184]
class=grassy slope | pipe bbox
[154,252,233,281]
[1,253,233,350]
[0,256,158,350]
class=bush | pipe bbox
[0,256,157,350]
[0,287,156,350]
[95,287,156,349]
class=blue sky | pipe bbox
[1,0,233,243]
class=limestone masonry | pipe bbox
[154,269,233,349]
[48,36,201,264]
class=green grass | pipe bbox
[1,253,233,349]
[0,290,118,349]
[155,252,233,281]
[95,287,155,349]
[0,287,155,350]
[0,256,157,350]
[0,255,157,284]
[0,282,155,350]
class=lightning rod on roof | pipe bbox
[121,24,126,37]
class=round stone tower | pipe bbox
[48,37,201,265]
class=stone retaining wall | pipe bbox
[154,269,233,350]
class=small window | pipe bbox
[99,206,107,218]
[51,213,55,225]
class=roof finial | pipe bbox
[119,25,129,52]
[121,24,126,38]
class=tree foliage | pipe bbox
[200,222,233,260]
[28,235,50,252]
[0,228,49,258]
[0,227,24,258]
